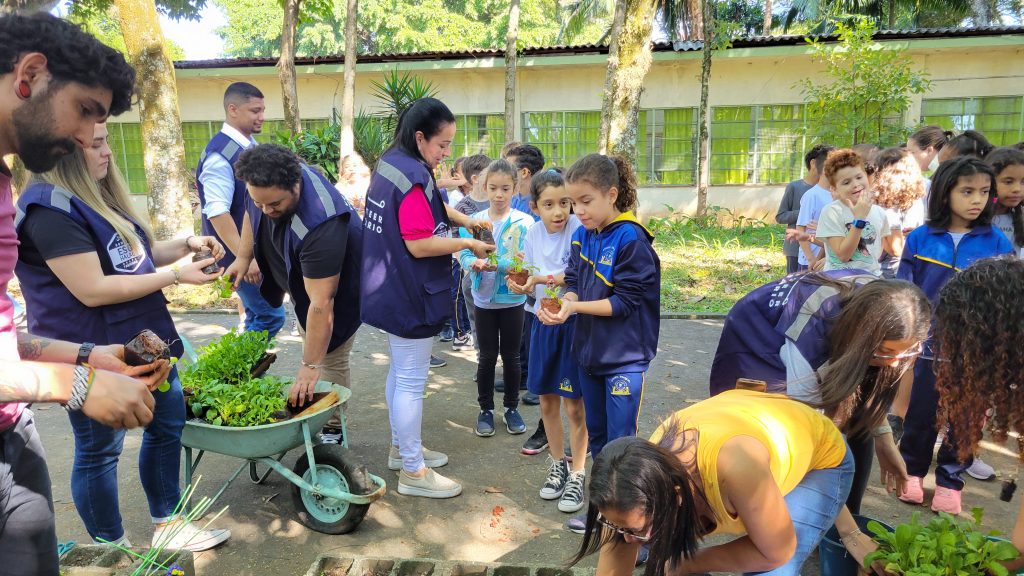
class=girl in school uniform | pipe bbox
[985,146,1024,257]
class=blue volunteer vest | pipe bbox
[14,183,183,358]
[360,148,451,339]
[247,164,363,351]
[708,270,875,396]
[197,131,249,268]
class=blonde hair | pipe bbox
[34,146,153,253]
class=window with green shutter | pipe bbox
[921,97,1024,146]
[522,111,601,169]
[711,104,808,185]
[106,122,148,195]
[455,114,505,159]
[638,108,697,185]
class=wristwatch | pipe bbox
[851,219,868,229]
[76,342,95,366]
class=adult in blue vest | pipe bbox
[361,98,494,499]
[15,122,231,553]
[709,270,930,565]
[227,144,363,444]
[0,14,160,574]
[196,82,285,337]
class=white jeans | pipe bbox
[385,333,434,473]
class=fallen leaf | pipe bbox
[492,505,504,516]
[531,528,541,535]
[262,492,279,503]
[484,486,505,494]
[684,398,701,404]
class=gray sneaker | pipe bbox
[397,468,463,499]
[540,457,569,500]
[388,445,449,471]
[558,470,586,513]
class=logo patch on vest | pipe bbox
[433,222,451,238]
[598,246,615,266]
[609,375,631,396]
[107,234,144,273]
[559,378,574,393]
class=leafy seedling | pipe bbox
[541,285,563,314]
[213,275,234,298]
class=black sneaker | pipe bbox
[521,420,548,455]
[475,410,495,437]
[522,392,540,405]
[429,355,447,368]
[439,325,454,342]
[539,457,569,500]
[558,470,586,513]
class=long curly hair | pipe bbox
[934,257,1024,461]
[873,147,926,213]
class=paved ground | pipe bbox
[38,314,1022,575]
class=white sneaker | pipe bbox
[319,427,344,445]
[397,468,462,499]
[152,521,230,552]
[967,457,996,481]
[388,445,449,470]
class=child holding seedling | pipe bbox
[897,157,1014,514]
[985,146,1024,257]
[458,159,534,437]
[506,169,589,513]
[537,153,660,534]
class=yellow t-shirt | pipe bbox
[650,389,847,535]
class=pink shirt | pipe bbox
[0,162,24,430]
[398,184,437,241]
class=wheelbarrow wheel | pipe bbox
[291,444,371,534]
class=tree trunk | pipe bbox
[339,0,358,156]
[686,0,704,40]
[114,0,194,239]
[887,0,895,29]
[763,0,772,35]
[598,0,657,165]
[695,0,713,217]
[503,0,521,143]
[597,0,627,153]
[278,0,302,135]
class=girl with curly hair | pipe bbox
[985,147,1024,257]
[897,157,1015,514]
[932,257,1024,569]
[873,148,927,278]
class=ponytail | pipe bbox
[565,153,640,214]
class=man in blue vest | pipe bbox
[228,144,362,444]
[197,82,285,337]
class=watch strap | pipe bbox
[76,342,95,366]
[852,219,868,229]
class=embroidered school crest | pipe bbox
[610,375,631,396]
[598,246,615,266]
[107,233,144,273]
[559,378,574,393]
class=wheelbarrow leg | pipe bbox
[249,452,287,484]
[301,421,318,486]
[183,447,205,513]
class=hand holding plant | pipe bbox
[178,259,221,286]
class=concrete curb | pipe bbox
[60,545,195,575]
[304,556,594,576]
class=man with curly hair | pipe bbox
[0,12,154,574]
[228,144,363,445]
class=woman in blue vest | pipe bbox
[361,98,494,499]
[15,123,231,551]
[708,270,930,565]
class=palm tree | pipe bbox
[505,0,521,143]
[782,0,973,32]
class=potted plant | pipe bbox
[191,250,219,275]
[541,285,563,314]
[506,254,537,287]
[864,508,1020,575]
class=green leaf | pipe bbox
[157,381,171,393]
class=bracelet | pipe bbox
[301,360,323,370]
[64,364,95,412]
[871,424,893,437]
[170,266,181,285]
[839,528,864,545]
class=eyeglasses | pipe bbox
[871,342,924,361]
[597,513,653,542]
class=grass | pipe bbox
[164,283,237,311]
[649,206,787,314]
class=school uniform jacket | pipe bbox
[897,224,1013,303]
[564,212,660,375]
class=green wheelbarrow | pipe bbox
[180,382,387,535]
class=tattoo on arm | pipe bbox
[18,337,52,361]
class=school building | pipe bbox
[111,25,1024,220]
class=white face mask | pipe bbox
[928,155,940,173]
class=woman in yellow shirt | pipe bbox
[571,390,853,576]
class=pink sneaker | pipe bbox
[899,476,925,504]
[931,486,963,515]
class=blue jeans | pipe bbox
[745,441,855,576]
[68,369,185,541]
[235,280,285,339]
[579,371,645,458]
[450,260,470,337]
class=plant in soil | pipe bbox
[193,374,288,427]
[864,508,1019,575]
[124,329,171,366]
[181,330,272,392]
[507,254,537,286]
[191,250,219,274]
[541,285,563,314]
[473,226,495,245]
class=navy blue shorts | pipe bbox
[526,315,582,399]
